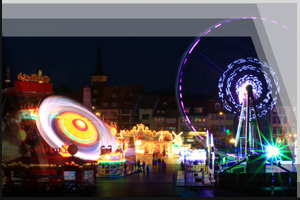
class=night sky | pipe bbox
[2,37,194,93]
[2,36,257,95]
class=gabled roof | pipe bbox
[139,95,159,109]
[97,85,144,109]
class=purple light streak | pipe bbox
[177,16,289,146]
[215,24,222,28]
[204,30,211,36]
[282,25,290,30]
[188,39,200,54]
[184,58,187,65]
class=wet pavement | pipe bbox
[87,156,253,197]
[4,156,292,197]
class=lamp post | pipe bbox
[218,111,223,141]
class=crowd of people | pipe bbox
[152,158,167,171]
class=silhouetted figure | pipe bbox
[137,160,141,171]
[142,161,146,172]
[146,165,150,177]
[124,162,127,175]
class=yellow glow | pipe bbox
[136,140,141,146]
[76,120,86,128]
[17,130,27,142]
[58,112,98,144]
[60,143,71,157]
[136,149,145,154]
[230,138,236,143]
[111,127,117,136]
[219,112,223,115]
[105,155,110,160]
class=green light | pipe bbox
[98,159,126,164]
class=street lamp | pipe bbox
[218,111,223,141]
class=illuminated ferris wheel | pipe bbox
[218,57,280,157]
[175,17,285,156]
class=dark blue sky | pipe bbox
[3,37,194,93]
[2,37,257,95]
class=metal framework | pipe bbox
[235,85,264,158]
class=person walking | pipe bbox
[146,164,150,177]
[158,158,161,171]
[152,159,155,169]
[124,162,127,175]
[142,161,146,173]
[162,159,166,172]
[137,159,141,171]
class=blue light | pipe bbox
[218,57,280,117]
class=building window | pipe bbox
[277,108,282,114]
[163,102,167,105]
[272,117,277,124]
[112,93,117,97]
[203,119,206,122]
[273,127,277,134]
[161,110,165,114]
[195,107,203,113]
[112,102,117,107]
[283,127,287,133]
[93,98,96,103]
[157,110,160,113]
[110,111,117,117]
[215,103,221,110]
[273,108,277,113]
[185,107,190,113]
[283,116,287,123]
[142,114,150,120]
[94,90,97,94]
[102,112,108,117]
[166,118,176,124]
[103,103,108,107]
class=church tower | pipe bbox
[91,42,107,84]
[91,42,107,111]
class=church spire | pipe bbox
[91,41,108,85]
[93,41,105,76]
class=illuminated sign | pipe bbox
[18,108,38,121]
[186,139,194,142]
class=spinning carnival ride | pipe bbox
[36,96,117,161]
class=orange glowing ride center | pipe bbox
[56,112,98,145]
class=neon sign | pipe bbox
[18,108,38,121]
